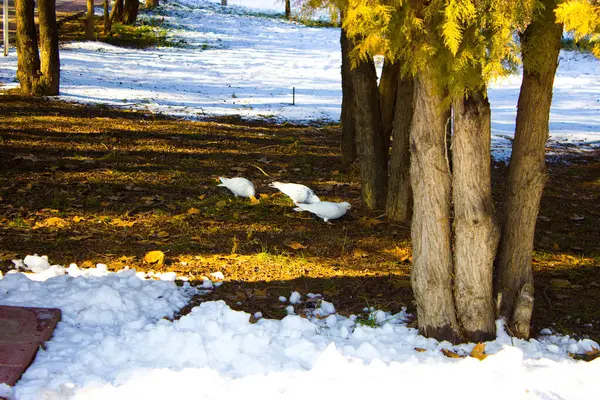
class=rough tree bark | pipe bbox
[452,88,499,342]
[378,59,401,148]
[38,0,60,95]
[495,0,563,339]
[340,26,356,165]
[386,73,414,222]
[110,0,124,23]
[122,0,139,25]
[146,0,159,8]
[15,0,41,94]
[104,0,111,34]
[351,52,388,210]
[86,0,95,40]
[410,64,460,343]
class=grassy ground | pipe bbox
[0,94,599,341]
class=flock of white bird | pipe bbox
[217,177,351,222]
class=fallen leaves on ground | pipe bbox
[33,217,68,229]
[144,250,165,266]
[441,349,464,359]
[353,248,369,258]
[470,343,487,360]
[285,240,307,250]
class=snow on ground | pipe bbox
[0,0,599,159]
[0,255,599,399]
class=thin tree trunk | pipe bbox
[122,0,139,24]
[495,0,563,339]
[86,0,95,40]
[386,73,413,222]
[110,0,124,23]
[351,52,388,210]
[146,0,159,8]
[38,0,60,95]
[15,0,40,94]
[379,59,400,149]
[285,0,290,19]
[452,88,499,342]
[104,0,111,34]
[410,64,460,343]
[340,25,356,165]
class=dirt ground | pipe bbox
[0,94,599,341]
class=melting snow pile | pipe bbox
[0,255,599,399]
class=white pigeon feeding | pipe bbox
[218,177,256,198]
[294,201,351,222]
[269,181,321,205]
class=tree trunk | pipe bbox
[122,0,139,25]
[285,0,290,19]
[110,0,124,24]
[103,0,111,34]
[386,73,414,222]
[146,0,159,8]
[86,0,95,40]
[351,53,388,210]
[38,0,60,95]
[410,64,460,343]
[15,0,41,94]
[378,59,400,149]
[452,88,499,342]
[495,0,563,339]
[340,25,356,165]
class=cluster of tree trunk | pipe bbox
[107,0,140,28]
[340,0,563,342]
[15,0,60,95]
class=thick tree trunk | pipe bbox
[495,0,563,339]
[340,26,356,165]
[110,0,124,23]
[386,74,414,222]
[86,0,95,40]
[351,53,388,210]
[378,59,401,149]
[15,0,41,94]
[122,0,139,25]
[38,0,60,95]
[104,0,111,34]
[452,88,499,342]
[410,64,460,343]
[146,0,159,8]
[285,0,290,19]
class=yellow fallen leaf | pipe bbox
[414,348,427,353]
[285,241,307,250]
[353,248,369,258]
[259,193,270,200]
[72,216,84,223]
[470,343,487,360]
[144,250,165,266]
[198,194,206,200]
[157,231,170,239]
[111,219,136,227]
[249,195,260,205]
[441,349,463,359]
[34,217,68,229]
[187,207,200,215]
[216,200,227,207]
[332,170,340,175]
[359,216,384,229]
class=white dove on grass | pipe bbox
[269,181,320,205]
[294,201,351,222]
[218,177,256,198]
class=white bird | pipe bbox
[269,181,321,205]
[218,177,256,198]
[294,201,351,222]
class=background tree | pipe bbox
[86,0,95,40]
[104,0,112,34]
[122,0,139,25]
[15,0,60,95]
[147,0,159,8]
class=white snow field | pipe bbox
[0,0,599,159]
[0,255,599,399]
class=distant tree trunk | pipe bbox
[110,0,124,23]
[340,26,356,165]
[351,52,388,210]
[386,73,413,222]
[146,0,159,8]
[409,64,460,343]
[85,0,95,40]
[103,0,111,34]
[452,87,499,342]
[38,0,60,95]
[378,59,400,149]
[495,0,563,339]
[15,0,41,94]
[122,0,139,24]
[285,0,291,19]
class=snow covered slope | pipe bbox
[0,257,599,399]
[0,0,598,159]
